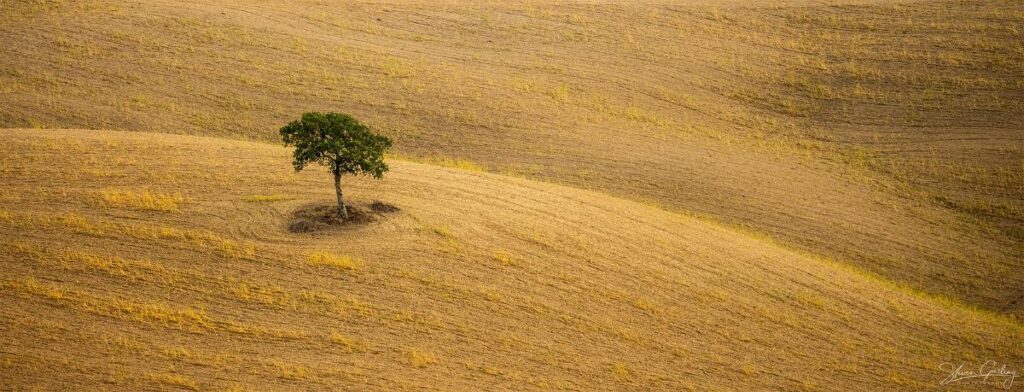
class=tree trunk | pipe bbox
[333,171,348,221]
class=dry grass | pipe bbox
[272,361,310,381]
[100,189,183,212]
[243,194,291,203]
[395,155,487,172]
[0,0,1022,389]
[491,250,515,267]
[147,372,199,391]
[305,251,359,272]
[408,350,438,368]
[610,362,632,382]
[0,130,1019,391]
[327,331,358,353]
[0,0,1018,318]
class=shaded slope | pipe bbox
[0,129,1020,390]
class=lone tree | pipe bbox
[280,112,392,221]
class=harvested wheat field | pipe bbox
[1,0,1022,390]
[1,129,1020,390]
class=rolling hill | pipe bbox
[1,0,1023,390]
[1,0,1021,317]
[0,129,1021,390]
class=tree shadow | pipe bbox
[288,201,400,233]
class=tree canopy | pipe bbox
[280,112,392,178]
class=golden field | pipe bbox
[1,129,1020,390]
[0,0,1022,390]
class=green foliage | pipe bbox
[279,112,392,178]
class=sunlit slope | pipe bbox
[1,1,1021,314]
[0,129,1020,391]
